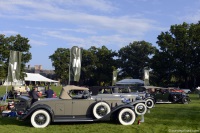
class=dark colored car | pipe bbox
[89,86,155,109]
[14,85,147,128]
[141,86,190,104]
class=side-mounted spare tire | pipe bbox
[134,103,147,115]
[31,109,51,128]
[93,101,111,119]
[145,99,154,109]
[118,108,136,125]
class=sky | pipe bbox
[1,0,200,70]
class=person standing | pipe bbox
[26,85,30,93]
[197,86,200,99]
[30,86,40,104]
[45,87,54,98]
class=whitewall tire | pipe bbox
[118,108,136,125]
[93,102,111,119]
[31,109,51,128]
[145,99,154,109]
[134,103,147,115]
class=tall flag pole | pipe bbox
[112,70,118,86]
[69,46,82,84]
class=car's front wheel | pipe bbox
[134,103,147,115]
[145,99,154,109]
[118,108,136,125]
[93,101,111,119]
[31,109,51,128]
[182,97,189,104]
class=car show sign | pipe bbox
[69,46,82,82]
[7,50,22,82]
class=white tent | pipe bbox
[24,73,59,83]
[3,72,59,86]
[116,78,144,85]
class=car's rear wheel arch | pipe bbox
[27,105,54,121]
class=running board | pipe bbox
[156,101,172,103]
[53,117,94,122]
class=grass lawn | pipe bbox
[0,86,200,133]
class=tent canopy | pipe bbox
[116,78,144,85]
[25,73,58,83]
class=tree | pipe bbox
[81,46,118,86]
[0,35,7,84]
[118,41,156,79]
[49,48,70,84]
[151,22,200,88]
[0,34,32,81]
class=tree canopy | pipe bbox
[151,22,200,88]
[118,41,156,79]
[49,48,70,84]
[0,34,31,82]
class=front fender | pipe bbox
[145,97,155,103]
[130,100,146,105]
[21,104,54,121]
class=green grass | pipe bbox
[0,86,200,133]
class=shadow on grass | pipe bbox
[0,115,121,128]
[0,116,31,127]
[50,120,119,126]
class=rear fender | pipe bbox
[21,104,54,121]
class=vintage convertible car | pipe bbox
[14,85,147,128]
[141,86,190,104]
[89,86,155,109]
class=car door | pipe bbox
[154,89,169,102]
[72,99,91,116]
[55,100,72,116]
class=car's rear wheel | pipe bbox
[145,99,154,109]
[93,101,111,119]
[31,109,50,128]
[134,103,147,115]
[118,108,136,125]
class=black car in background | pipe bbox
[140,86,190,104]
